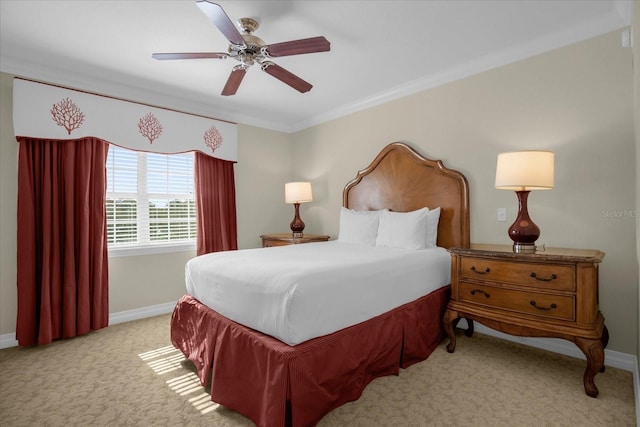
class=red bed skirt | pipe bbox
[170,285,450,427]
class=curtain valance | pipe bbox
[12,78,238,162]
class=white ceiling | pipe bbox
[0,1,632,133]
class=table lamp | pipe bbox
[285,182,313,238]
[495,150,554,253]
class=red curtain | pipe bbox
[16,137,110,346]
[194,152,238,255]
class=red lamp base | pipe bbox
[508,191,540,253]
[290,202,305,238]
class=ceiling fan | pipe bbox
[152,1,330,96]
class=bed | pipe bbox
[170,142,470,426]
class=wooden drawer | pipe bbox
[460,257,575,291]
[459,282,575,321]
[262,239,292,248]
[261,234,330,248]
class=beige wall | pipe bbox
[0,73,18,338]
[1,28,638,355]
[235,125,294,249]
[293,30,638,355]
[633,3,640,368]
[108,251,195,312]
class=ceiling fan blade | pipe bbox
[264,36,330,57]
[261,62,312,93]
[196,1,246,47]
[152,52,229,60]
[221,66,247,96]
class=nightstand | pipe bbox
[443,243,607,397]
[260,233,330,248]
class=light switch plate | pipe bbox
[497,208,507,222]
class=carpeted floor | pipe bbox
[0,314,635,426]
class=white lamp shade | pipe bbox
[495,151,554,191]
[285,182,313,204]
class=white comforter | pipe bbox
[185,241,451,345]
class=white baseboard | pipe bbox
[455,319,636,372]
[634,359,640,427]
[108,301,176,325]
[0,333,17,349]
[0,301,176,349]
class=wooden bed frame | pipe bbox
[170,142,470,426]
[344,142,469,249]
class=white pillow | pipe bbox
[426,207,441,248]
[338,207,386,246]
[375,207,429,250]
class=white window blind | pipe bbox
[106,145,196,251]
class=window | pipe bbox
[106,145,196,255]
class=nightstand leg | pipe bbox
[575,337,605,398]
[599,325,609,373]
[601,325,609,347]
[464,318,474,337]
[443,309,458,353]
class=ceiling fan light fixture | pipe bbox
[238,53,255,66]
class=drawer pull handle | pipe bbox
[470,289,490,298]
[529,300,557,310]
[470,266,491,274]
[530,272,558,282]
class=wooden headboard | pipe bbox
[343,142,470,249]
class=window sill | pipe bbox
[108,242,196,258]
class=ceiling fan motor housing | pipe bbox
[228,18,266,66]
